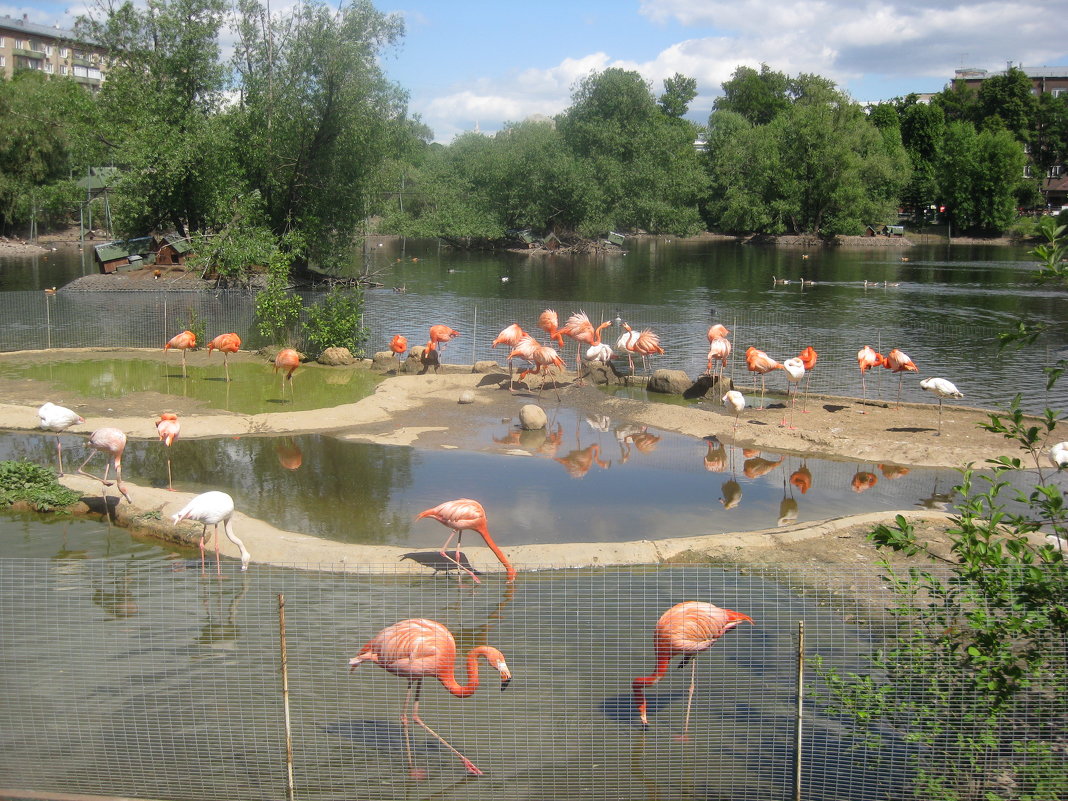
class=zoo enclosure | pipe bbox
[0,289,1063,413]
[0,561,1063,801]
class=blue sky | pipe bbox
[8,0,1068,143]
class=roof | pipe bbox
[0,14,95,44]
[76,167,120,192]
[955,66,1068,81]
[162,235,193,254]
[93,236,156,262]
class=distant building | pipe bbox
[0,13,107,91]
[952,65,1068,98]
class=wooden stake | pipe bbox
[278,593,296,801]
[795,619,805,801]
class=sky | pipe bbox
[7,0,1068,143]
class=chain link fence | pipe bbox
[0,560,1063,801]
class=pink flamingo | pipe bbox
[274,348,300,400]
[706,337,732,383]
[207,333,241,381]
[856,345,885,412]
[492,323,528,392]
[349,618,511,778]
[745,346,783,408]
[633,601,752,739]
[77,427,131,503]
[156,412,180,491]
[798,346,818,412]
[537,309,565,348]
[165,330,196,378]
[883,347,918,405]
[416,499,517,582]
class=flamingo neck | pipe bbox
[633,651,673,689]
[439,646,497,698]
[474,521,517,581]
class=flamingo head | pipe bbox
[723,608,754,629]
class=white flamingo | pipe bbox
[920,377,963,436]
[1049,441,1068,469]
[172,491,251,574]
[780,357,805,429]
[722,390,746,436]
[38,402,84,475]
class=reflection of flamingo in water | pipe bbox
[555,443,610,478]
[349,618,511,779]
[632,601,753,739]
[416,499,517,583]
[778,467,799,526]
[703,438,728,473]
[743,453,784,479]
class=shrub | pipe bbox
[0,460,82,511]
[304,285,368,358]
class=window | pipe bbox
[17,39,29,50]
[87,67,101,80]
[73,64,87,77]
[60,64,68,75]
[46,45,53,56]
[1053,88,1067,98]
[1049,165,1065,178]
[44,62,54,74]
[0,36,5,47]
[0,56,5,68]
[60,47,70,58]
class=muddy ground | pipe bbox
[1,348,1058,593]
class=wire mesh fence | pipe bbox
[0,559,1064,801]
[0,289,1064,412]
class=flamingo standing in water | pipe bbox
[920,377,963,435]
[856,345,884,412]
[274,348,300,400]
[632,601,753,739]
[77,427,131,503]
[165,330,196,378]
[416,499,517,582]
[780,357,805,428]
[883,348,918,405]
[349,618,511,778]
[798,346,818,412]
[156,412,180,491]
[207,333,241,381]
[172,490,251,573]
[38,401,84,475]
[492,323,528,392]
[745,347,783,408]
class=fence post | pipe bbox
[278,593,296,801]
[794,619,805,801]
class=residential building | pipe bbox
[953,65,1068,98]
[0,13,107,91]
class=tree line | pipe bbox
[1,0,1067,274]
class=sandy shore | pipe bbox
[1,350,1058,585]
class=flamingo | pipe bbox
[506,335,540,390]
[706,337,732,384]
[722,389,745,436]
[920,377,963,435]
[164,330,196,378]
[207,333,241,381]
[779,357,805,428]
[798,346,818,412]
[707,323,730,342]
[631,328,664,373]
[37,402,84,475]
[519,344,565,401]
[555,443,610,478]
[349,618,511,779]
[171,490,251,574]
[851,470,879,493]
[856,345,884,412]
[537,309,565,348]
[720,479,742,509]
[561,311,598,373]
[632,601,752,739]
[425,325,460,354]
[274,348,300,400]
[416,499,516,582]
[390,335,408,357]
[492,324,527,392]
[156,412,180,491]
[583,342,615,383]
[790,464,813,494]
[616,323,641,373]
[77,427,131,503]
[745,347,783,408]
[883,348,918,405]
[1050,442,1068,469]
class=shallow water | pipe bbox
[0,356,382,415]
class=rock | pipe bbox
[647,369,692,395]
[519,404,547,430]
[371,351,399,371]
[317,346,355,366]
[684,373,733,399]
[472,360,500,374]
[458,390,475,404]
[403,347,429,374]
[583,361,621,385]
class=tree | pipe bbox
[977,66,1035,143]
[898,102,946,217]
[230,0,409,271]
[934,79,979,125]
[938,121,1026,232]
[713,63,790,125]
[659,73,697,119]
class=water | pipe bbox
[0,557,913,801]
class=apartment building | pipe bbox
[953,65,1068,98]
[0,13,106,90]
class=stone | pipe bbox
[647,369,692,395]
[372,351,400,371]
[583,361,621,385]
[458,390,475,404]
[472,360,500,374]
[317,346,354,366]
[519,404,547,430]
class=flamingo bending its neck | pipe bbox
[416,499,516,582]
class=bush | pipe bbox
[0,460,82,511]
[304,285,369,358]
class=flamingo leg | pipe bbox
[55,436,65,476]
[438,530,481,584]
[411,682,484,776]
[802,375,812,413]
[676,656,698,743]
[860,372,868,413]
[935,399,943,436]
[401,680,425,779]
[198,526,208,575]
[166,455,174,492]
[214,522,223,576]
[181,349,187,379]
[224,352,231,382]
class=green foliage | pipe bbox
[818,222,1068,800]
[0,460,82,511]
[303,285,368,358]
[185,307,206,351]
[185,192,278,283]
[254,245,305,346]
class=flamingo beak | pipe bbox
[726,610,754,626]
